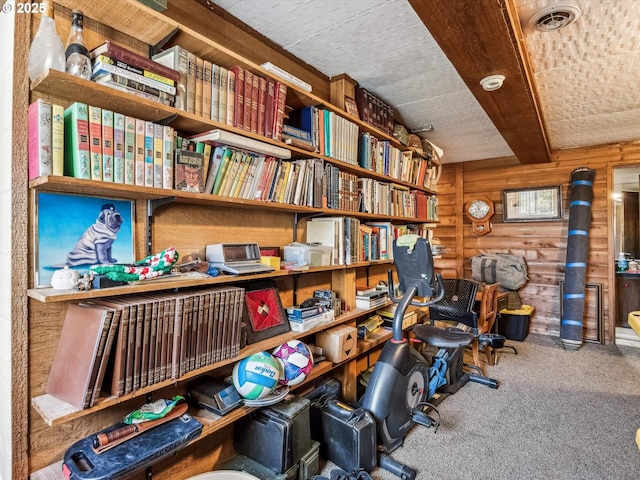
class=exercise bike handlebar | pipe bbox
[387,269,445,342]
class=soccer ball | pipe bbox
[272,340,314,386]
[232,351,281,400]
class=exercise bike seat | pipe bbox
[412,324,473,349]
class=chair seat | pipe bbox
[413,324,473,349]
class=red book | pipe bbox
[250,72,259,134]
[243,70,253,132]
[90,41,179,82]
[88,105,103,181]
[273,81,287,142]
[257,76,267,137]
[229,66,245,130]
[264,78,275,139]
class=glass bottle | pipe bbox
[27,0,65,82]
[64,9,92,80]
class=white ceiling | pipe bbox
[208,0,640,164]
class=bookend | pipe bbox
[242,280,290,344]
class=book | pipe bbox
[188,128,291,159]
[134,118,145,186]
[194,56,203,117]
[229,66,244,130]
[202,59,212,119]
[257,76,267,137]
[218,66,228,124]
[307,217,342,265]
[113,112,125,183]
[51,103,64,176]
[90,41,180,82]
[153,123,163,188]
[264,78,275,139]
[28,99,53,180]
[88,105,103,181]
[226,68,235,127]
[63,102,91,179]
[261,61,312,92]
[186,52,197,114]
[94,75,174,106]
[46,303,112,409]
[101,109,114,182]
[272,81,287,142]
[211,147,233,196]
[152,45,189,111]
[243,70,253,132]
[144,121,155,187]
[92,56,176,93]
[174,148,205,192]
[163,125,174,190]
[210,63,220,122]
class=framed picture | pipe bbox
[502,185,562,222]
[344,96,359,118]
[34,192,135,288]
[242,280,290,344]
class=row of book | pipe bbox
[355,86,395,136]
[46,287,245,410]
[358,178,439,220]
[152,46,288,142]
[359,132,439,189]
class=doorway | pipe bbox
[612,165,640,347]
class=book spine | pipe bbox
[63,102,91,179]
[101,109,114,182]
[88,105,103,181]
[194,56,204,117]
[94,77,173,106]
[92,42,179,81]
[97,72,174,100]
[124,116,136,185]
[113,112,125,183]
[153,123,164,188]
[243,70,253,132]
[273,81,287,142]
[202,60,212,120]
[51,103,64,176]
[218,66,228,124]
[152,46,189,111]
[264,78,275,139]
[226,68,235,127]
[144,121,154,187]
[257,76,267,137]
[134,118,145,186]
[28,99,53,180]
[163,126,174,190]
[93,54,175,86]
[230,66,244,130]
[210,64,220,121]
[186,52,197,114]
[250,72,259,134]
[92,56,176,93]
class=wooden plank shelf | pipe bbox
[31,307,373,426]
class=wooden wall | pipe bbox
[434,142,640,344]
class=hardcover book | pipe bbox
[153,123,164,188]
[151,45,189,111]
[134,118,146,186]
[186,52,197,114]
[163,125,174,190]
[211,63,220,122]
[90,41,180,81]
[101,109,114,182]
[230,66,244,130]
[144,121,155,187]
[218,66,228,124]
[243,70,253,132]
[202,59,212,119]
[226,68,235,127]
[88,105,103,181]
[92,55,176,93]
[28,99,53,180]
[113,112,125,183]
[63,102,91,179]
[51,103,64,176]
[174,148,205,193]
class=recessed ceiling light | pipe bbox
[528,5,581,32]
[480,75,505,92]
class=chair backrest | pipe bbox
[428,278,479,329]
[478,282,500,335]
[393,236,439,298]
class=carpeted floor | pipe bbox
[318,334,640,479]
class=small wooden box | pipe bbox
[330,73,357,111]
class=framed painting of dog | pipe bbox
[34,192,135,288]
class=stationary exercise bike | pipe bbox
[360,236,475,479]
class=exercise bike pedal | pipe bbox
[468,373,499,389]
[411,409,439,429]
[478,333,505,349]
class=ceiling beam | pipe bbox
[408,0,550,164]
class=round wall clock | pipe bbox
[464,196,494,235]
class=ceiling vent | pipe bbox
[528,5,581,32]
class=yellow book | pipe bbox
[231,154,250,198]
[153,123,163,188]
[220,151,241,197]
[277,161,292,203]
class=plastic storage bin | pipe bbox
[498,304,535,341]
[283,242,332,267]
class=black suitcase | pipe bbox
[319,399,377,472]
[234,396,311,474]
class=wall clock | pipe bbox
[465,196,494,236]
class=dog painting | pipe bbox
[36,192,134,287]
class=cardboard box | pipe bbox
[315,325,358,363]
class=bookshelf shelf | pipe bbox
[31,307,371,426]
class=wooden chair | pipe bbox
[475,283,500,369]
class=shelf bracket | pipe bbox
[293,212,323,243]
[147,197,177,257]
[156,113,178,126]
[292,274,299,306]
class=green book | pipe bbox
[124,116,136,185]
[63,102,91,179]
[211,147,233,195]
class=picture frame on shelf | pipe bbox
[242,280,290,344]
[502,185,562,222]
[34,192,135,288]
[344,96,359,118]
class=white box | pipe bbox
[283,242,332,267]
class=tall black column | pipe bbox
[560,167,595,350]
